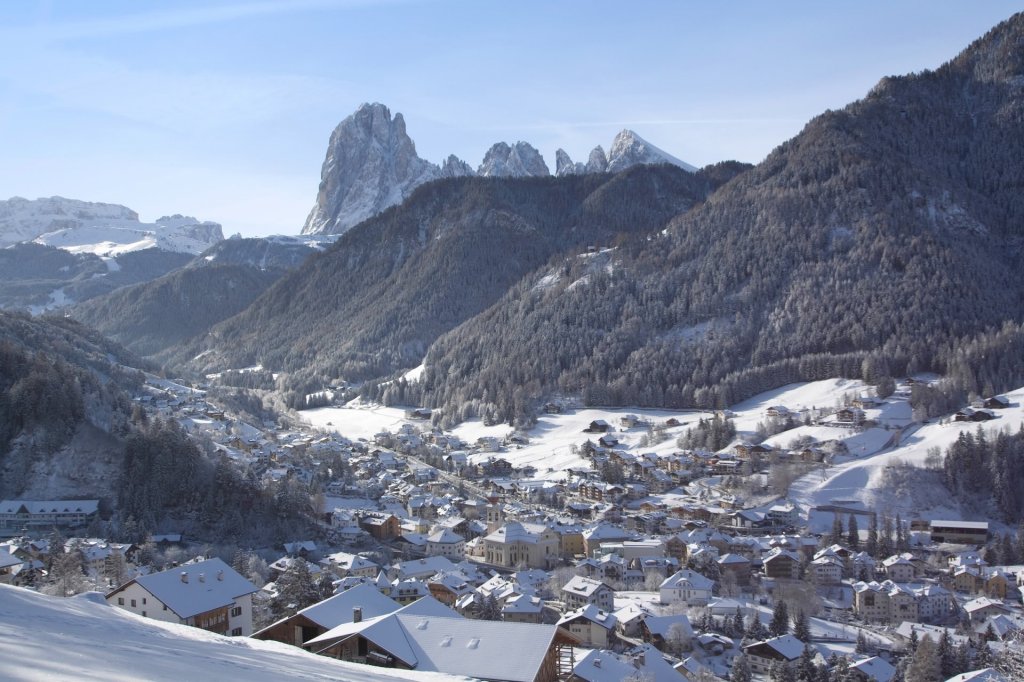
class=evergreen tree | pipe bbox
[846,514,860,551]
[793,609,810,643]
[829,513,844,546]
[797,643,817,682]
[730,654,752,682]
[937,630,955,679]
[770,600,790,636]
[866,512,879,557]
[879,513,894,558]
[855,629,868,654]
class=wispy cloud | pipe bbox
[0,0,405,43]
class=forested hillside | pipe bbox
[399,13,1024,424]
[176,163,746,402]
[70,236,326,358]
[0,311,314,544]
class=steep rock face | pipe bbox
[301,103,440,236]
[586,145,609,173]
[439,154,477,178]
[477,141,550,177]
[606,130,697,173]
[555,149,583,176]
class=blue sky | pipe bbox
[1,1,1019,237]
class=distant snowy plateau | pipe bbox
[0,196,224,257]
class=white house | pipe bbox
[106,557,257,636]
[659,569,714,605]
[425,528,466,559]
[562,576,615,612]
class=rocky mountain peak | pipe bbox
[607,129,697,173]
[440,154,477,178]
[301,102,440,236]
[478,141,550,178]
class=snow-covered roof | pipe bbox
[562,576,610,597]
[308,596,565,682]
[850,656,895,682]
[395,556,456,579]
[274,583,400,630]
[111,558,256,620]
[572,649,638,682]
[557,604,617,629]
[306,595,460,648]
[744,633,804,661]
[659,568,714,591]
[0,499,99,514]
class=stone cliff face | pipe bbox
[477,141,550,178]
[301,104,697,235]
[301,103,440,236]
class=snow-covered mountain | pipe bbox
[301,103,443,236]
[0,196,223,255]
[477,141,550,177]
[556,130,697,176]
[300,103,697,236]
[0,197,224,313]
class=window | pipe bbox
[231,628,242,637]
[131,599,136,607]
[118,597,124,605]
[230,606,242,617]
[142,598,147,605]
[142,611,147,617]
[163,605,168,611]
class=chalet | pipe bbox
[716,554,752,586]
[425,528,466,559]
[765,406,791,419]
[557,604,617,648]
[562,576,615,612]
[742,634,804,676]
[963,596,1011,624]
[359,513,401,541]
[404,408,432,420]
[597,434,620,449]
[106,558,257,637]
[733,442,773,460]
[882,554,916,582]
[835,407,866,425]
[253,583,400,647]
[321,551,378,579]
[953,408,996,422]
[981,396,1010,409]
[543,402,563,414]
[619,414,640,428]
[639,613,694,652]
[585,420,611,433]
[809,555,844,585]
[502,593,544,624]
[305,597,579,682]
[762,548,801,580]
[849,656,896,682]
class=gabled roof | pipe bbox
[659,568,714,591]
[287,583,400,629]
[306,594,460,648]
[850,656,895,682]
[557,604,617,630]
[0,499,99,515]
[743,633,804,661]
[308,597,569,682]
[109,558,256,620]
[562,576,610,597]
[572,649,639,682]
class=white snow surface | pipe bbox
[789,383,1024,532]
[1,195,221,255]
[0,583,467,682]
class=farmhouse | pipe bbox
[106,557,257,636]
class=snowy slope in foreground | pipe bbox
[0,584,467,682]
